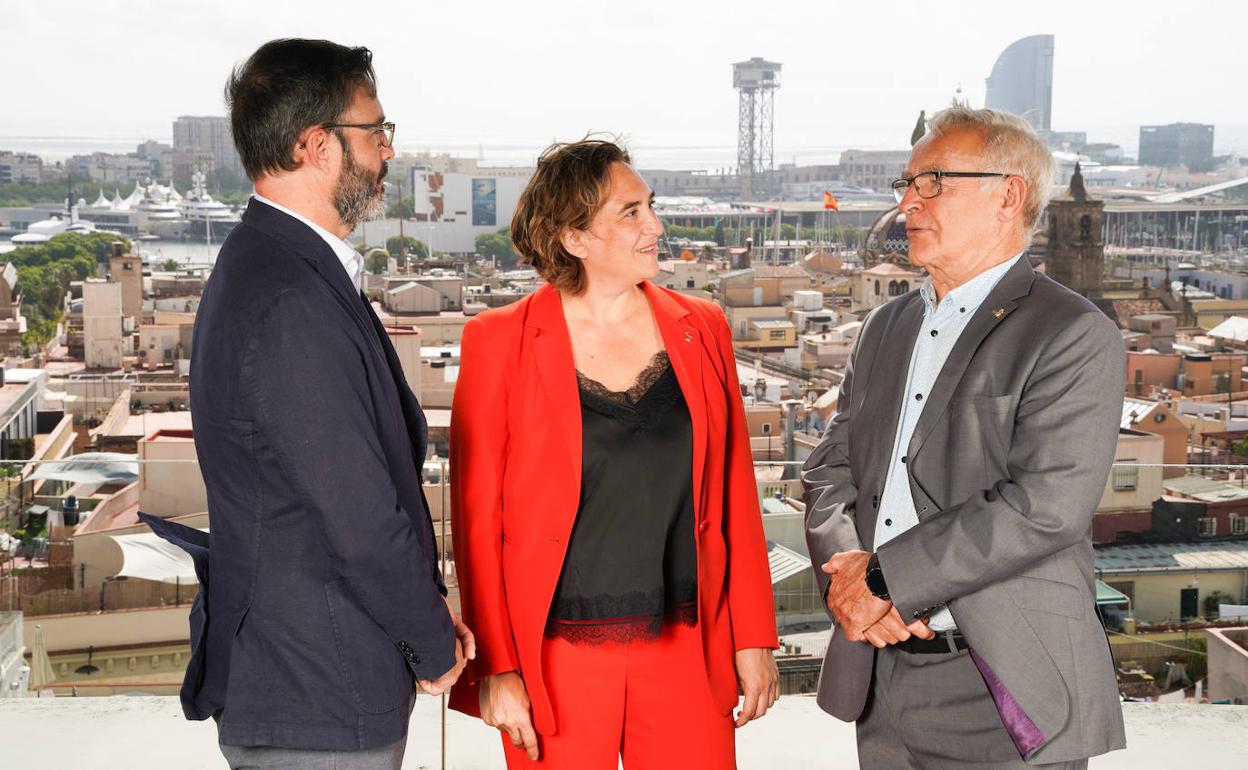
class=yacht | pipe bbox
[178,170,240,241]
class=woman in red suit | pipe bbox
[449,138,779,769]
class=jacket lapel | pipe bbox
[859,295,923,528]
[643,282,707,521]
[525,286,583,494]
[907,257,1037,460]
[360,295,428,462]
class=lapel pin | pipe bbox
[992,308,1006,319]
[684,331,693,343]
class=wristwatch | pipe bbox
[865,553,890,600]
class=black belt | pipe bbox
[895,632,968,655]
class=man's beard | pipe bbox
[334,141,388,230]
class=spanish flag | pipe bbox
[823,191,839,210]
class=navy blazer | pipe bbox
[177,199,456,751]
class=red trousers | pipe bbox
[501,622,736,769]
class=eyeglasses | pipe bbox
[322,121,396,148]
[891,171,1012,204]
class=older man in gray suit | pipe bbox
[802,106,1126,769]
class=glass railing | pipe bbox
[2,456,1244,764]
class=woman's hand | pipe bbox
[734,647,779,728]
[480,671,539,760]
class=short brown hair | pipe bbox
[510,138,631,294]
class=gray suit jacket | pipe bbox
[802,257,1127,764]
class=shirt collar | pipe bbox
[251,193,363,293]
[919,251,1025,316]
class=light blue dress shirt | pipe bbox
[873,252,1024,632]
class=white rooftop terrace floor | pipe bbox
[3,696,1245,768]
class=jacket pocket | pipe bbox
[1007,574,1089,619]
[324,578,412,713]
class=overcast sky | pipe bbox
[4,0,1245,166]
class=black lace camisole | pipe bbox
[544,351,699,644]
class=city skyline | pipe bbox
[4,0,1246,168]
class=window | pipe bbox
[1197,517,1217,538]
[1232,515,1247,536]
[874,280,881,296]
[686,279,695,288]
[769,330,787,340]
[1112,465,1138,492]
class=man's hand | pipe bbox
[822,550,891,640]
[480,671,539,760]
[418,637,466,695]
[446,596,477,662]
[822,551,936,647]
[734,648,779,728]
[417,598,475,695]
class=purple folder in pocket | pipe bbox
[969,647,1045,758]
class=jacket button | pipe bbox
[900,456,907,464]
[698,521,707,531]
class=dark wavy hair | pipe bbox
[509,137,631,294]
[226,39,377,181]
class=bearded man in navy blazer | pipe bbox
[184,39,473,769]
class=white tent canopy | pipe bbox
[111,529,203,583]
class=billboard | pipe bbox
[471,178,497,226]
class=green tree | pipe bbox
[0,180,70,207]
[161,259,179,272]
[365,249,390,275]
[385,235,428,259]
[386,197,416,218]
[713,220,726,246]
[475,231,520,267]
[6,232,126,349]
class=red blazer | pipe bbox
[448,282,778,733]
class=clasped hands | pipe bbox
[822,550,935,648]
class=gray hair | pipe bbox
[926,106,1056,235]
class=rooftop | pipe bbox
[767,541,810,583]
[0,380,37,416]
[115,411,193,438]
[1162,474,1248,502]
[751,265,810,279]
[751,319,796,329]
[862,262,920,277]
[1209,316,1248,343]
[1121,397,1165,429]
[1094,541,1248,574]
[0,697,1242,769]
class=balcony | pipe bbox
[1,456,1246,767]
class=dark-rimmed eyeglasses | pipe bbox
[891,171,1012,204]
[322,121,396,148]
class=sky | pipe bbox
[3,0,1245,168]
